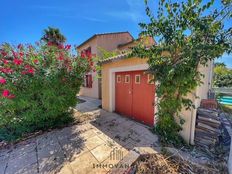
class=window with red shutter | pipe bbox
[85,74,92,88]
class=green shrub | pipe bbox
[0,43,91,141]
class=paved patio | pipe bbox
[0,110,159,174]
[75,96,101,113]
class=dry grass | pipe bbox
[135,153,227,174]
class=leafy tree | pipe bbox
[133,0,232,144]
[214,62,226,67]
[214,63,232,87]
[214,64,230,75]
[41,27,66,45]
[214,73,232,87]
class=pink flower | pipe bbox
[13,58,23,65]
[19,52,24,57]
[2,90,10,97]
[1,51,7,57]
[24,65,31,69]
[0,68,13,74]
[57,56,64,61]
[17,44,23,49]
[81,52,86,58]
[58,44,64,49]
[27,68,35,74]
[47,42,53,46]
[12,50,18,58]
[2,60,9,64]
[86,52,92,59]
[33,59,39,64]
[0,78,6,84]
[22,65,35,75]
[65,45,71,50]
[21,71,27,75]
[28,45,33,49]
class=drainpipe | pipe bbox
[189,93,196,145]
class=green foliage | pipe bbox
[214,64,230,75]
[214,64,232,87]
[214,73,232,87]
[94,47,120,78]
[97,47,119,60]
[0,43,90,141]
[214,62,226,67]
[133,0,232,144]
[41,27,66,45]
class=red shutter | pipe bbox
[85,74,92,88]
[89,74,92,88]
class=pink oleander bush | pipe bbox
[0,42,91,141]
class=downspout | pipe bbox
[208,60,214,97]
[189,93,196,145]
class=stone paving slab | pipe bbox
[0,109,159,174]
[90,143,113,163]
[6,151,37,174]
[69,151,100,174]
[75,96,101,113]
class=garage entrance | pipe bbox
[115,70,155,126]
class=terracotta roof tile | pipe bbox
[77,31,134,49]
[99,52,131,64]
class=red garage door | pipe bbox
[115,71,155,126]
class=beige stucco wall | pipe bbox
[102,57,213,144]
[118,36,155,51]
[78,38,99,98]
[179,61,213,144]
[79,71,99,99]
[77,38,98,56]
[78,33,133,99]
[96,33,133,56]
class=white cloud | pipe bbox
[29,5,71,12]
[106,0,146,23]
[46,14,106,23]
[83,17,107,23]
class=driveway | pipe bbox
[0,109,159,174]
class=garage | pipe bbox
[100,56,156,127]
[101,52,212,144]
[115,70,155,126]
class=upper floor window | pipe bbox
[84,74,92,88]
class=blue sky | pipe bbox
[0,0,231,67]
